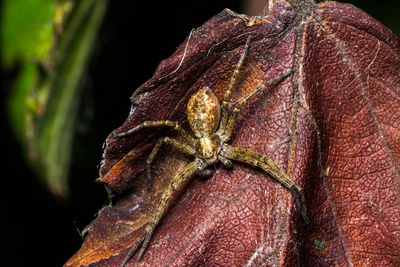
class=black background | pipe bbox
[2,1,399,266]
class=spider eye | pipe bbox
[187,87,221,137]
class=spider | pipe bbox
[115,36,308,266]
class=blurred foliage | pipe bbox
[2,0,107,197]
[2,0,55,68]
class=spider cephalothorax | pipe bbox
[116,36,308,267]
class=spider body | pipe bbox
[188,87,223,168]
[116,36,308,267]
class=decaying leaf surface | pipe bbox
[66,0,400,266]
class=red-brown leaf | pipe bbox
[66,0,400,266]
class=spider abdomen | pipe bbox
[187,87,221,137]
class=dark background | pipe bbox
[2,0,399,266]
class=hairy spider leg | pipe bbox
[223,70,293,141]
[224,146,309,224]
[114,120,195,144]
[121,161,198,267]
[146,137,196,191]
[219,36,251,132]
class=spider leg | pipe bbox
[219,36,251,131]
[146,137,195,191]
[223,70,293,142]
[218,155,233,169]
[114,120,194,144]
[223,145,309,225]
[121,161,198,267]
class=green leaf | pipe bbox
[3,0,108,197]
[2,0,55,67]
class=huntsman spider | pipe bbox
[115,36,308,266]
